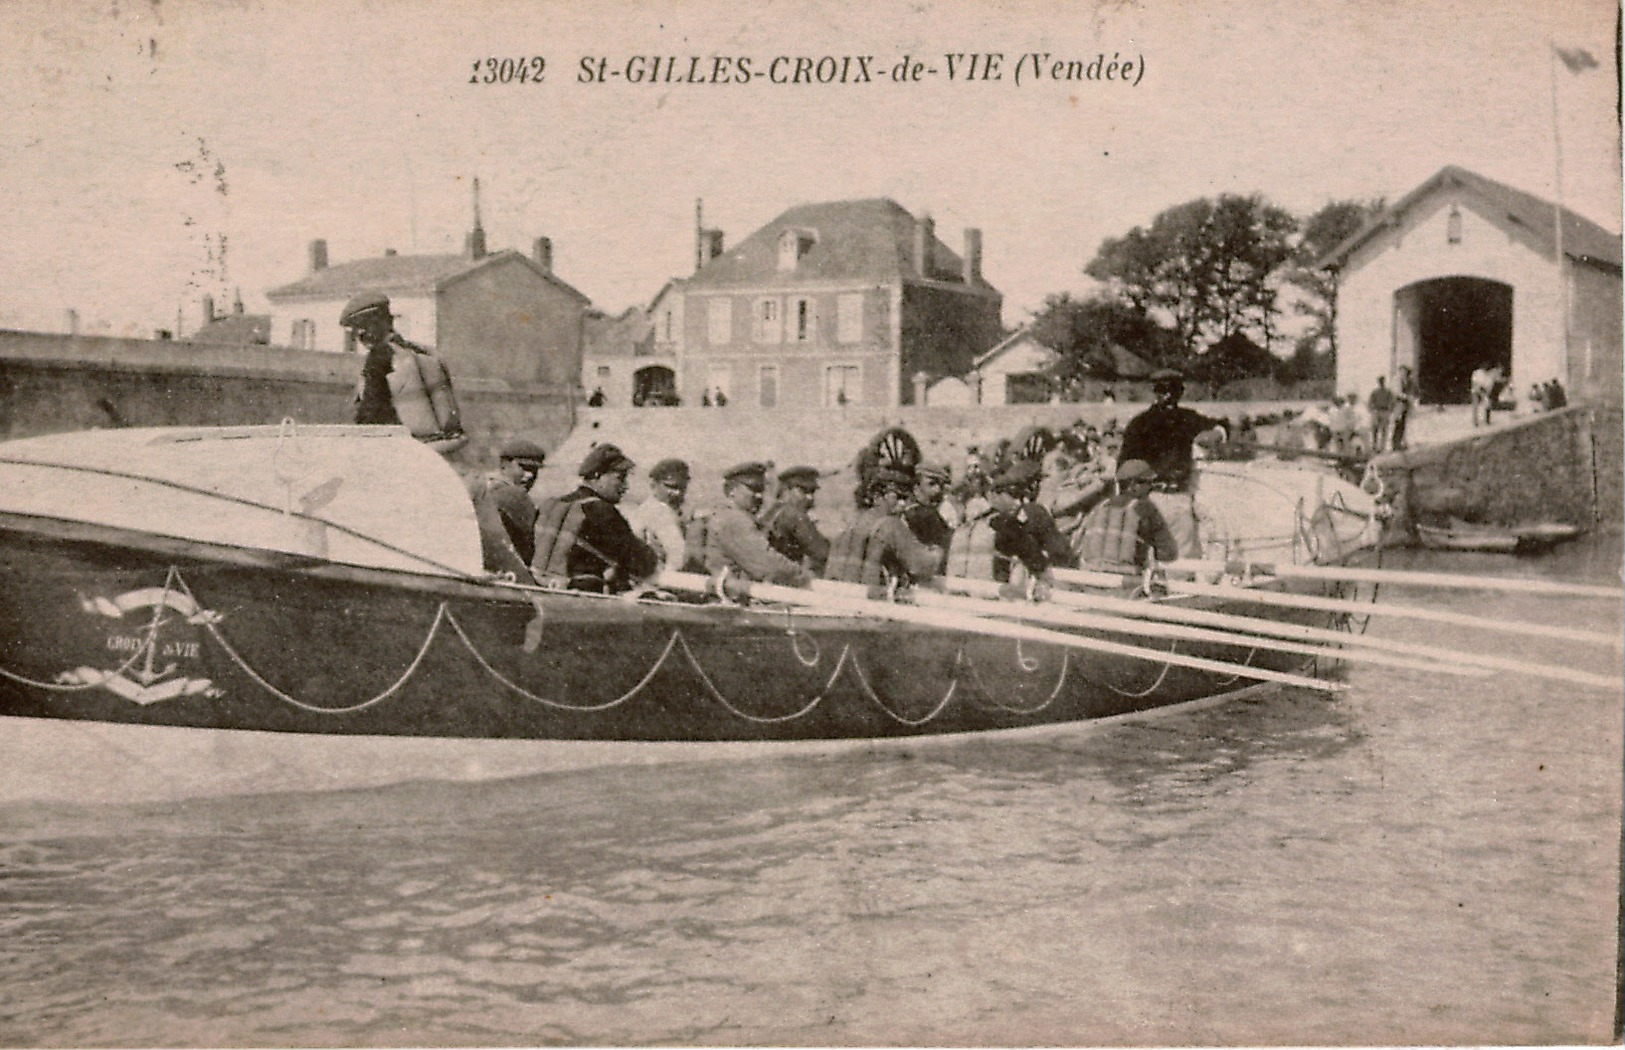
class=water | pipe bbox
[1,539,1619,1047]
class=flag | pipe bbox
[1553,46,1600,74]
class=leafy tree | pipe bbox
[1086,193,1298,355]
[1187,331,1282,394]
[1286,197,1387,362]
[1027,292,1178,387]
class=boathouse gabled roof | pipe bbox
[684,198,996,291]
[1318,165,1623,273]
[266,249,590,304]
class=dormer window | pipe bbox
[777,228,817,270]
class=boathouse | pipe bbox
[1321,165,1622,406]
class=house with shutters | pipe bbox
[657,198,1003,408]
[265,208,591,389]
[1321,165,1621,406]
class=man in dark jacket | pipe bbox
[534,444,657,593]
[1118,369,1226,557]
[470,438,547,578]
[760,465,831,574]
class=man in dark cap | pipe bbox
[531,443,656,592]
[902,462,953,571]
[1073,458,1179,574]
[706,463,811,586]
[469,438,547,578]
[824,468,942,592]
[626,458,690,572]
[339,291,466,453]
[1118,368,1227,557]
[759,465,831,574]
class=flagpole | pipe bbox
[1548,41,1572,388]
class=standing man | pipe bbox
[760,465,831,574]
[625,458,690,573]
[1117,368,1227,558]
[1390,365,1419,451]
[532,444,657,593]
[1367,375,1395,453]
[339,292,466,453]
[1470,365,1504,426]
[469,438,547,578]
[707,463,812,586]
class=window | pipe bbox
[753,298,781,343]
[707,299,732,344]
[596,366,611,381]
[759,365,779,408]
[792,297,816,342]
[777,228,816,270]
[836,293,863,343]
[824,365,860,407]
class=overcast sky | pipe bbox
[1,0,1618,338]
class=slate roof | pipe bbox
[1320,165,1622,272]
[684,198,994,290]
[191,313,271,345]
[266,249,589,303]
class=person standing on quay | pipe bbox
[1389,365,1419,451]
[1367,375,1395,453]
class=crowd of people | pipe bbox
[463,370,1233,599]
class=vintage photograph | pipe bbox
[0,0,1620,1045]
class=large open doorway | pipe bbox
[1393,277,1513,403]
[632,365,677,407]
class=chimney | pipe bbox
[914,214,934,277]
[962,228,983,284]
[466,177,488,259]
[533,236,553,274]
[201,295,215,323]
[695,228,724,270]
[309,239,328,272]
[232,288,244,314]
[66,308,80,335]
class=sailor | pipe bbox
[531,443,657,593]
[1117,368,1227,558]
[902,462,953,571]
[759,465,831,574]
[823,468,942,592]
[339,291,467,454]
[469,437,547,579]
[1073,458,1179,574]
[706,462,812,586]
[625,458,690,572]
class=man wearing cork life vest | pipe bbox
[340,292,467,455]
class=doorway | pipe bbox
[1394,277,1513,404]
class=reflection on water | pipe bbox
[0,538,1619,1047]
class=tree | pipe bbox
[1086,193,1299,355]
[1187,331,1282,395]
[1286,197,1387,362]
[1027,292,1178,388]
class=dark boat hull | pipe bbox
[0,512,1344,748]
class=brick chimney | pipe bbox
[962,228,983,284]
[533,236,553,274]
[309,239,328,272]
[914,214,934,277]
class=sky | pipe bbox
[1,0,1619,340]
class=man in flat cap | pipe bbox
[759,465,831,575]
[704,462,811,586]
[625,458,690,573]
[469,437,547,579]
[824,467,942,592]
[1073,458,1179,574]
[1118,368,1227,557]
[902,462,953,572]
[340,291,466,454]
[531,443,656,592]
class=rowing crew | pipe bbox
[471,439,1183,598]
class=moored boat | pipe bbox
[1416,519,1583,555]
[0,423,1384,803]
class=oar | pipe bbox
[1162,558,1624,601]
[908,588,1485,678]
[1161,576,1622,650]
[1223,440,1369,464]
[958,575,1622,692]
[654,571,1340,692]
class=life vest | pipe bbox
[468,474,533,580]
[355,340,466,453]
[945,513,1001,581]
[1074,498,1145,573]
[825,511,895,587]
[530,496,588,586]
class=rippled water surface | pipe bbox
[1,539,1620,1047]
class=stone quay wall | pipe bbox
[1375,405,1623,536]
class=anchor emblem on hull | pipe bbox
[58,571,224,705]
